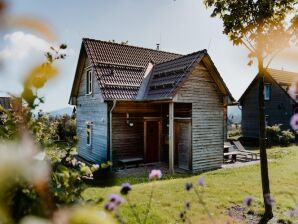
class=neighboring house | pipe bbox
[69,38,234,172]
[0,97,11,124]
[239,69,298,138]
[0,97,11,110]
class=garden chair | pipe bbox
[233,141,260,160]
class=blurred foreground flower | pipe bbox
[288,81,298,101]
[264,194,275,206]
[290,114,298,131]
[0,139,49,190]
[149,169,162,181]
[244,196,253,207]
[198,177,205,187]
[120,182,132,195]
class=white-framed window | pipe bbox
[264,83,271,100]
[86,70,93,95]
[86,123,92,146]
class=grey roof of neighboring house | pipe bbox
[0,97,11,110]
[144,51,206,100]
[267,68,298,88]
[83,38,182,100]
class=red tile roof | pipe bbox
[83,39,182,99]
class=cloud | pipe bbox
[0,31,51,60]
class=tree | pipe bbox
[204,0,298,221]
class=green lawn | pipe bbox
[83,146,298,223]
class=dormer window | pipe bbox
[86,70,93,95]
[264,83,271,101]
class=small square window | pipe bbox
[264,84,271,100]
[86,70,93,95]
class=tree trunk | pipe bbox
[258,59,273,221]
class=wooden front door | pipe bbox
[175,120,192,170]
[145,121,160,163]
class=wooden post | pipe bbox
[169,102,174,173]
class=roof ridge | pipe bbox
[82,38,182,56]
[267,68,298,75]
[154,49,207,66]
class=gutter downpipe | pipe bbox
[109,100,117,169]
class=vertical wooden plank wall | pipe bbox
[175,62,225,171]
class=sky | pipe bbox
[0,0,297,112]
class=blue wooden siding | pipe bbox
[76,57,108,163]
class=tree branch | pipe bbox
[265,48,284,69]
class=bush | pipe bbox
[280,130,295,147]
[266,124,281,148]
[228,129,241,138]
[55,115,77,142]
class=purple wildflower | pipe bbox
[105,202,116,211]
[288,205,298,218]
[179,211,185,219]
[185,182,193,191]
[244,196,253,207]
[185,202,191,210]
[149,169,162,181]
[294,205,298,216]
[264,193,275,206]
[120,182,132,195]
[198,177,205,187]
[290,114,298,131]
[109,194,124,205]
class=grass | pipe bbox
[83,145,298,223]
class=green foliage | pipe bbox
[32,111,59,146]
[280,130,295,147]
[204,0,298,65]
[49,146,99,204]
[266,125,295,147]
[228,129,241,138]
[55,115,77,142]
[266,124,281,147]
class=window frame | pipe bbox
[86,123,92,146]
[264,83,271,101]
[86,70,93,95]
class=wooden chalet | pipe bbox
[239,69,298,138]
[69,39,234,172]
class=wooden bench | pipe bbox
[118,158,143,169]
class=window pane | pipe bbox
[86,71,92,94]
[86,71,90,94]
[264,84,270,100]
[87,124,91,145]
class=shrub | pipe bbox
[55,115,77,142]
[266,124,281,147]
[280,130,295,147]
[228,129,241,138]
